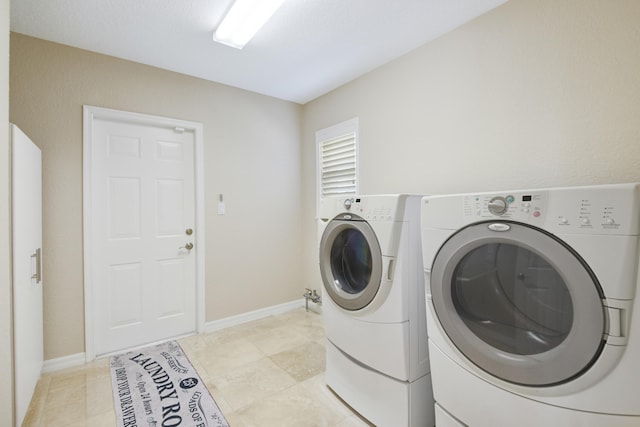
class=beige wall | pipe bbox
[302,0,640,290]
[1,0,14,423]
[9,0,640,367]
[9,33,304,360]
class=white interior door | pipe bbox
[11,124,43,427]
[89,114,198,356]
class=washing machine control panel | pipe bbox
[320,195,410,222]
[347,196,403,221]
[462,184,640,235]
[464,192,548,223]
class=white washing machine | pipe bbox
[319,195,434,427]
[420,183,640,426]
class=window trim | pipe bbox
[315,118,359,217]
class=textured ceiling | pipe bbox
[10,0,508,104]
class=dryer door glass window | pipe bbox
[430,221,605,386]
[453,243,573,356]
[319,216,383,311]
[330,228,372,294]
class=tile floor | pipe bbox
[22,308,373,427]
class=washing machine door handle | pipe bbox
[605,300,632,345]
[386,258,395,281]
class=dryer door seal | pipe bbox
[320,215,383,311]
[431,221,606,387]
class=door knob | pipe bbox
[179,242,194,250]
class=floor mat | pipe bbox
[110,340,229,427]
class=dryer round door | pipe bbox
[431,221,606,387]
[320,214,383,311]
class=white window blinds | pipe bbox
[319,133,357,197]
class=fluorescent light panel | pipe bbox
[214,0,286,49]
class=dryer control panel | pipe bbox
[319,194,409,223]
[461,184,640,235]
[347,196,401,222]
[464,192,548,224]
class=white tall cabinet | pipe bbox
[11,124,43,426]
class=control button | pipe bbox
[506,195,515,204]
[488,197,508,215]
[523,202,531,208]
[581,218,591,225]
[559,217,569,224]
[522,208,530,213]
[605,218,615,225]
[532,210,541,218]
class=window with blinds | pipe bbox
[320,133,357,197]
[316,118,358,201]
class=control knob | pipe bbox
[488,196,508,215]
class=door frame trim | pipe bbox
[82,105,206,361]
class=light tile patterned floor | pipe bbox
[22,308,373,427]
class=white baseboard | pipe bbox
[204,299,306,333]
[42,352,86,373]
[41,299,313,373]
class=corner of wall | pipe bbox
[1,0,15,425]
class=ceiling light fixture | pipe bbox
[213,0,286,49]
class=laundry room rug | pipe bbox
[110,340,229,427]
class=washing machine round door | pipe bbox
[319,213,383,311]
[431,221,606,386]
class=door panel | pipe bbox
[156,259,185,317]
[108,263,142,327]
[156,179,184,234]
[91,117,196,356]
[11,124,43,427]
[108,177,141,238]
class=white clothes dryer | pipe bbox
[319,195,434,427]
[420,183,640,426]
